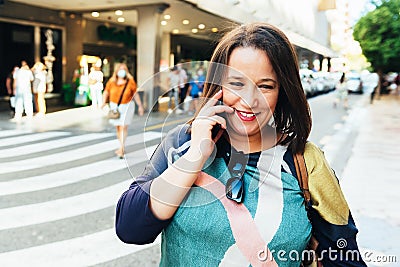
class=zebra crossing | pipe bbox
[0,128,163,266]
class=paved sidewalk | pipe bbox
[340,94,400,266]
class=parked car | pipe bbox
[346,73,363,94]
[299,69,313,97]
[308,72,328,94]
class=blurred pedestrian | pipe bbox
[14,60,34,120]
[333,72,348,109]
[32,61,47,116]
[394,72,400,96]
[101,63,144,159]
[187,72,205,115]
[166,66,180,114]
[177,63,188,112]
[115,22,366,266]
[5,66,18,117]
[88,60,104,108]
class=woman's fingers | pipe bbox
[202,90,223,108]
[212,104,234,114]
[193,115,227,130]
[199,92,234,116]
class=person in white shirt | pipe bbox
[14,60,34,120]
[166,66,181,114]
[177,63,188,112]
[32,61,48,116]
[88,60,104,108]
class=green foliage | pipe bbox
[353,0,400,72]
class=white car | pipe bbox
[299,69,315,97]
[346,74,363,94]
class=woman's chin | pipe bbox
[227,125,260,139]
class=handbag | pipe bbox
[107,79,129,119]
[293,152,323,267]
[107,109,120,119]
[10,96,16,108]
[74,89,89,106]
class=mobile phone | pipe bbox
[211,98,224,140]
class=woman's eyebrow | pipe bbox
[258,78,277,84]
[226,75,246,80]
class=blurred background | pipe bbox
[0,0,399,266]
[0,0,393,111]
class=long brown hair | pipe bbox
[192,22,312,154]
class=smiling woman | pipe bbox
[221,47,280,151]
[115,22,367,267]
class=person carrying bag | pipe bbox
[107,79,129,119]
[101,63,144,159]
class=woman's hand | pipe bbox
[187,90,234,162]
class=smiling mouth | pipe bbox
[234,108,257,121]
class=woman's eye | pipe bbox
[228,81,244,87]
[258,84,274,90]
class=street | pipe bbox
[0,91,397,266]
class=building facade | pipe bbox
[0,0,337,109]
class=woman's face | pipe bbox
[222,47,279,138]
[116,65,127,78]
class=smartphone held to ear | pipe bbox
[211,123,222,139]
[211,99,224,140]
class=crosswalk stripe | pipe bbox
[0,127,165,265]
[0,131,71,147]
[0,129,32,138]
[0,131,162,175]
[0,145,158,230]
[0,229,161,266]
[0,145,158,196]
[0,133,113,158]
[0,181,128,231]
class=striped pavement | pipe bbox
[0,129,163,266]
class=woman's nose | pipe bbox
[239,85,259,109]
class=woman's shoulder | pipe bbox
[105,78,116,85]
[158,124,192,161]
[305,141,350,225]
[303,142,324,164]
[127,78,137,89]
[162,124,191,144]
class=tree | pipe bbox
[353,0,400,96]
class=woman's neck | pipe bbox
[226,128,281,154]
[116,78,126,85]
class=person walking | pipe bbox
[32,61,48,116]
[88,60,104,108]
[187,72,205,115]
[13,60,34,120]
[177,63,188,112]
[115,23,366,266]
[394,72,400,96]
[166,66,180,114]
[101,63,144,159]
[333,72,349,109]
[5,66,18,117]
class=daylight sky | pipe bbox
[347,0,375,25]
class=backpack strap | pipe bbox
[293,151,321,264]
[293,152,312,209]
